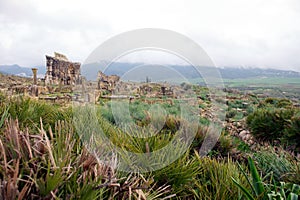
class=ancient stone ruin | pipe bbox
[45,52,81,85]
[97,71,120,92]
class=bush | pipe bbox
[6,97,71,130]
[100,102,116,124]
[254,149,295,182]
[233,157,300,200]
[259,98,293,109]
[0,117,174,199]
[226,109,237,119]
[152,152,201,197]
[205,132,234,158]
[283,114,300,152]
[192,155,249,200]
[246,108,294,141]
[247,102,300,153]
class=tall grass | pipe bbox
[1,94,299,199]
[254,148,300,184]
[4,97,72,130]
[192,154,250,200]
[247,100,300,153]
[0,118,174,199]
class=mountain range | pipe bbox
[0,63,299,80]
[81,62,300,81]
[0,64,45,78]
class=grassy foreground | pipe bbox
[0,95,300,199]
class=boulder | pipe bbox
[239,130,247,138]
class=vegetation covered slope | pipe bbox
[0,92,300,199]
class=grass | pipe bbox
[187,77,300,87]
[0,117,175,199]
[246,98,300,153]
[1,92,300,199]
[232,156,300,200]
[223,77,300,87]
[254,148,299,184]
[4,96,72,130]
[192,154,250,200]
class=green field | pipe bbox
[223,77,300,87]
[188,77,300,86]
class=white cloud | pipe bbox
[0,0,299,71]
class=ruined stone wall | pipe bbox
[45,53,81,86]
[97,71,120,92]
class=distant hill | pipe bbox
[81,62,300,80]
[0,64,46,77]
[218,67,300,79]
[1,63,299,80]
[0,64,32,76]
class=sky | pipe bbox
[0,0,300,71]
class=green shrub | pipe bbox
[228,100,246,109]
[259,98,293,109]
[7,97,71,130]
[226,109,237,118]
[246,108,294,140]
[254,149,295,182]
[129,101,149,123]
[247,102,300,153]
[199,117,210,126]
[100,100,183,132]
[246,105,255,115]
[0,116,174,199]
[277,99,293,108]
[233,157,300,200]
[283,161,300,185]
[209,132,234,158]
[232,157,267,200]
[193,155,249,200]
[100,102,116,124]
[232,137,251,152]
[152,151,201,197]
[283,115,300,152]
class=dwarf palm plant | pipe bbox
[193,153,249,200]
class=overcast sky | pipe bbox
[0,0,299,71]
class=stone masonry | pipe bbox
[45,52,81,85]
[97,71,120,92]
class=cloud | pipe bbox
[0,0,299,71]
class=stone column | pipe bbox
[32,68,38,85]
